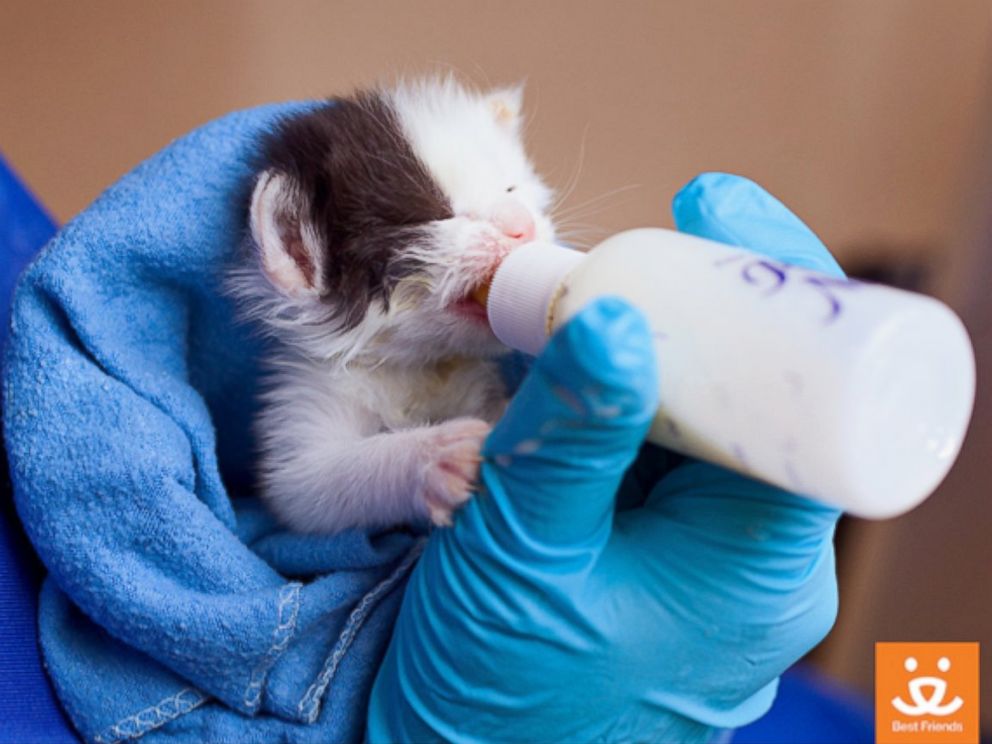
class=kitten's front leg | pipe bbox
[259,401,490,533]
[415,417,491,526]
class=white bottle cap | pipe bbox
[487,242,586,356]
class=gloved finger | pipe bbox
[474,297,658,555]
[673,172,846,278]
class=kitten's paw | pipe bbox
[419,418,491,526]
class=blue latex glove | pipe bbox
[367,173,843,743]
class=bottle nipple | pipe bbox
[470,282,491,307]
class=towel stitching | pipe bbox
[298,538,426,723]
[243,581,303,710]
[93,686,208,744]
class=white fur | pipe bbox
[235,77,555,533]
[254,359,504,532]
[388,77,555,243]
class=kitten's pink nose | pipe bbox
[490,198,536,243]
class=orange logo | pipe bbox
[876,642,980,744]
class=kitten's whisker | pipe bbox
[554,222,610,236]
[554,219,610,232]
[555,230,611,244]
[554,228,609,244]
[549,124,590,213]
[552,184,641,222]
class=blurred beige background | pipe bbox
[3,0,991,727]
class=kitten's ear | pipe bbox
[249,171,324,297]
[487,84,524,130]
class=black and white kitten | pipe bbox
[232,77,556,533]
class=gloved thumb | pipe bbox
[477,297,658,557]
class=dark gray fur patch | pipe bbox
[257,91,453,329]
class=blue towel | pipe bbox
[2,104,425,743]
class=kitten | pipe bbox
[231,77,556,533]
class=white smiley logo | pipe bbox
[891,656,964,717]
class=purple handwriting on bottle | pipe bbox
[742,259,788,296]
[714,255,859,323]
[803,275,859,323]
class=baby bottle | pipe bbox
[481,228,976,519]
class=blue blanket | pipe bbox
[2,104,425,743]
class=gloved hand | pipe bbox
[367,173,843,743]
